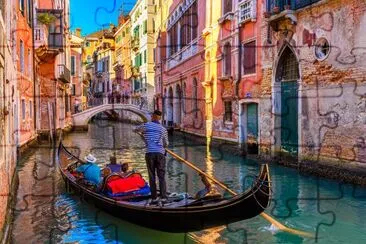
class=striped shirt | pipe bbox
[134,121,169,154]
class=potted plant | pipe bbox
[37,13,56,26]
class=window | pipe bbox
[29,100,32,118]
[85,41,90,47]
[116,35,122,43]
[193,78,198,118]
[134,26,140,38]
[27,0,32,24]
[239,0,255,23]
[183,82,186,111]
[65,94,69,113]
[35,29,41,40]
[20,40,24,73]
[28,48,31,76]
[168,1,198,56]
[243,41,256,75]
[144,50,147,64]
[71,56,76,76]
[19,0,24,13]
[21,99,25,120]
[223,0,232,15]
[224,101,232,122]
[223,43,231,76]
[314,38,330,61]
[135,53,142,67]
[143,20,147,34]
[191,1,198,39]
[72,84,76,96]
[106,58,109,71]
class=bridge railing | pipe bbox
[82,95,151,112]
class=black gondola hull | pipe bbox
[58,142,270,233]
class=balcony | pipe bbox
[57,65,71,83]
[131,66,140,77]
[35,9,64,61]
[266,0,322,15]
[131,37,140,51]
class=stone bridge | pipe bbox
[72,103,151,128]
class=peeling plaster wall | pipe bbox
[260,0,366,164]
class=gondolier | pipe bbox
[133,110,169,204]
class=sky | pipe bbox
[70,0,136,36]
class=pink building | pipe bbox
[158,0,206,136]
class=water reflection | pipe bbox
[10,121,366,243]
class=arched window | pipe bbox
[223,43,231,76]
[223,0,232,15]
[193,78,198,118]
[183,82,186,113]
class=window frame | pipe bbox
[21,99,26,120]
[20,40,24,73]
[224,101,233,122]
[71,55,76,76]
[242,40,256,75]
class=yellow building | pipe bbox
[114,16,132,100]
[129,0,157,110]
[82,27,116,104]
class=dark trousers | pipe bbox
[145,152,167,199]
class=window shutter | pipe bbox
[244,41,256,74]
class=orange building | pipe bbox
[70,30,85,113]
[34,0,72,136]
[16,0,36,148]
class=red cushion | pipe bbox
[107,174,146,194]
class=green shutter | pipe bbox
[144,50,147,63]
[143,20,147,34]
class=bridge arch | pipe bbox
[72,104,151,128]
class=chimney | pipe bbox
[109,24,115,31]
[75,28,82,37]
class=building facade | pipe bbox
[114,16,132,103]
[34,0,72,135]
[16,0,36,147]
[70,30,85,113]
[260,0,366,164]
[129,0,156,110]
[159,0,206,136]
[0,0,17,238]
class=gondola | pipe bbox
[57,141,271,233]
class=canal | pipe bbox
[10,121,366,243]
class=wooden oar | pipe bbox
[165,149,314,239]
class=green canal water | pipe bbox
[10,121,366,243]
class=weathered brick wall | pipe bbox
[260,0,366,163]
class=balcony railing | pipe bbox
[57,64,71,83]
[131,66,140,77]
[34,25,49,49]
[266,0,321,13]
[36,9,64,51]
[131,37,140,51]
